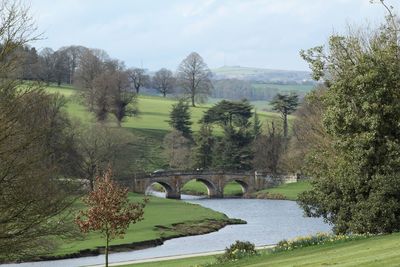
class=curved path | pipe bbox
[86,245,275,267]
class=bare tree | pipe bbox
[152,68,175,97]
[74,48,108,110]
[126,67,149,94]
[177,52,213,107]
[0,4,78,254]
[61,45,87,84]
[0,0,40,77]
[253,122,285,173]
[111,70,138,126]
[163,130,192,169]
[53,49,69,86]
[74,124,130,190]
[38,47,55,85]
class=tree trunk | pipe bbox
[163,91,166,97]
[191,95,195,107]
[105,235,109,267]
[283,113,288,139]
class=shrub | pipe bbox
[216,240,258,263]
[273,232,373,252]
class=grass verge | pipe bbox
[253,180,311,201]
[122,232,400,267]
[46,193,244,259]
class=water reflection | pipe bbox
[3,196,330,267]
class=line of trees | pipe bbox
[163,97,298,172]
[17,44,214,104]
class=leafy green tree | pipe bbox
[168,99,193,139]
[270,93,298,138]
[298,16,400,234]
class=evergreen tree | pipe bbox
[202,100,254,170]
[168,99,193,139]
[270,93,298,138]
[193,123,214,169]
[252,109,262,139]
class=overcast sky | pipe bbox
[30,0,399,71]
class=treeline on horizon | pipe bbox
[15,44,308,101]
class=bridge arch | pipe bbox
[181,177,221,198]
[223,178,250,196]
[145,181,176,198]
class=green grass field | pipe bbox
[124,232,400,267]
[53,193,229,256]
[255,180,312,200]
[46,85,282,132]
[45,84,284,171]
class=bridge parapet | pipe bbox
[124,170,299,199]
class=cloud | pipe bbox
[29,0,399,71]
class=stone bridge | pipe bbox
[119,170,299,199]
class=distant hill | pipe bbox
[212,66,312,83]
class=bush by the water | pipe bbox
[216,240,258,263]
[273,232,373,252]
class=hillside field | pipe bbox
[45,84,287,171]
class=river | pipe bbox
[3,195,331,267]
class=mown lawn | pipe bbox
[256,180,311,200]
[124,232,400,267]
[53,193,228,256]
[46,85,283,133]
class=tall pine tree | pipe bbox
[168,99,193,140]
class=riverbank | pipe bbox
[118,232,400,267]
[3,198,329,267]
[38,218,245,262]
[18,193,244,263]
[170,180,311,200]
[252,180,311,200]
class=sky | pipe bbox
[29,0,400,71]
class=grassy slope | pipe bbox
[125,232,400,267]
[47,84,284,171]
[55,193,228,256]
[47,85,282,131]
[256,180,311,201]
[42,86,234,256]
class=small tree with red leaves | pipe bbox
[75,168,146,267]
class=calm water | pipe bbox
[3,195,331,267]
